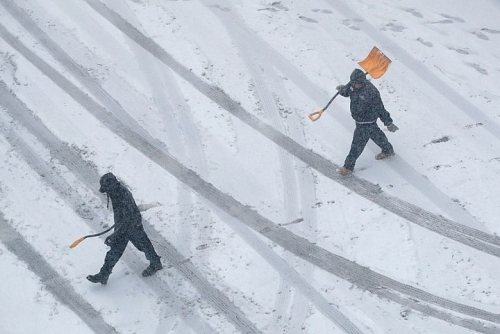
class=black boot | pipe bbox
[87,271,110,284]
[142,257,162,277]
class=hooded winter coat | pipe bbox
[340,69,393,126]
[99,173,142,239]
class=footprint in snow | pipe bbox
[447,46,469,54]
[482,28,500,35]
[475,28,500,40]
[428,13,464,25]
[272,2,289,11]
[429,19,454,24]
[440,13,465,23]
[208,4,230,12]
[342,18,362,30]
[311,9,333,14]
[466,62,488,75]
[417,37,433,47]
[402,7,423,18]
[381,22,406,32]
[472,30,489,40]
[424,136,451,147]
[299,16,318,23]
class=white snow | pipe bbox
[0,0,500,333]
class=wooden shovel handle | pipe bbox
[308,110,324,122]
[69,224,115,249]
[70,237,85,249]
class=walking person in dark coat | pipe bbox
[87,173,162,284]
[336,69,399,176]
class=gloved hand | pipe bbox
[387,123,399,132]
[336,84,348,95]
[105,233,116,246]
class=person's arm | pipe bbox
[336,84,351,97]
[371,90,393,126]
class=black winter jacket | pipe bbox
[340,81,393,126]
[107,183,142,238]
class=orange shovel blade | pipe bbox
[358,46,392,79]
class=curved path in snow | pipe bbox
[0,84,220,334]
[197,1,485,232]
[324,0,500,142]
[0,24,362,334]
[76,0,500,255]
[203,2,320,330]
[2,0,500,333]
[0,210,118,334]
[1,14,498,334]
[0,2,360,333]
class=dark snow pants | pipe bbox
[343,122,393,170]
[100,225,160,275]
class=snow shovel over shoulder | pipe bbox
[358,46,392,79]
[308,46,392,122]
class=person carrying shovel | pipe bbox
[336,68,399,176]
[86,172,163,284]
[308,47,399,176]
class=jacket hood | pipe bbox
[350,68,366,83]
[99,172,119,193]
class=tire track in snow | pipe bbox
[102,0,215,275]
[49,0,207,260]
[246,3,487,232]
[0,88,252,333]
[204,3,318,331]
[3,2,500,332]
[0,5,361,332]
[72,2,500,329]
[0,139,118,334]
[0,2,269,332]
[0,3,272,331]
[210,209,366,334]
[0,85,218,334]
[221,2,484,232]
[0,216,118,334]
[52,0,214,273]
[320,1,500,226]
[2,13,499,334]
[78,0,500,256]
[0,0,155,150]
[1,1,331,332]
[323,0,500,143]
[1,80,364,333]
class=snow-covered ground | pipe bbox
[0,0,500,333]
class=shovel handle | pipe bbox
[70,237,85,249]
[69,224,115,249]
[308,110,324,122]
[309,90,341,122]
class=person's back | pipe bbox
[107,182,142,231]
[87,173,163,284]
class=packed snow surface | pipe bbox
[1,0,500,333]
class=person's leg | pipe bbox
[370,124,394,154]
[129,226,162,277]
[343,125,370,171]
[369,124,395,160]
[87,238,128,284]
